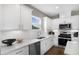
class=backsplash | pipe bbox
[30,30,42,39]
[71,30,79,41]
[0,30,41,46]
[0,31,30,45]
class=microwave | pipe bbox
[59,24,71,30]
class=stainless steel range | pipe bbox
[58,33,71,47]
[58,24,72,48]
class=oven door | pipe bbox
[58,38,68,46]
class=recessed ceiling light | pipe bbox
[56,6,59,9]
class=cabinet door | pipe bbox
[65,17,71,23]
[52,18,65,30]
[45,38,50,51]
[52,19,60,30]
[0,5,3,30]
[3,5,20,30]
[52,19,58,30]
[53,32,58,46]
[40,40,46,55]
[71,16,79,30]
[41,37,53,55]
[47,18,52,29]
[2,46,29,55]
[61,16,79,30]
[21,5,32,30]
[45,37,53,51]
[50,36,53,47]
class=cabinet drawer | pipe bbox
[3,46,29,55]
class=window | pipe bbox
[32,16,41,29]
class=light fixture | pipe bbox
[56,6,59,9]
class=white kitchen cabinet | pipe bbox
[2,5,20,30]
[52,18,73,30]
[50,36,54,47]
[63,15,79,30]
[45,36,53,51]
[46,17,52,29]
[64,17,71,23]
[53,30,59,46]
[53,36,58,46]
[21,5,32,30]
[2,46,29,55]
[70,16,79,30]
[52,19,63,30]
[40,39,46,55]
[0,5,3,30]
[41,36,53,55]
[0,5,32,31]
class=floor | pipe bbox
[46,47,65,55]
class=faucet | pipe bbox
[37,31,41,37]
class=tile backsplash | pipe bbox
[0,31,24,46]
[0,30,40,46]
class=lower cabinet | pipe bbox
[40,36,53,55]
[40,39,46,55]
[2,46,29,55]
[1,36,53,55]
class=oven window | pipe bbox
[58,38,67,46]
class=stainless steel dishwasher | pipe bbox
[29,41,40,55]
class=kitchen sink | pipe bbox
[37,37,45,39]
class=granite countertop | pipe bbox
[0,35,53,54]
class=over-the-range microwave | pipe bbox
[59,24,71,30]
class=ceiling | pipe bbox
[30,4,79,17]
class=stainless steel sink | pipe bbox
[37,37,45,39]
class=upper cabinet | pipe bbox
[21,5,32,30]
[70,15,79,30]
[47,18,52,29]
[0,5,3,31]
[63,15,79,30]
[3,5,20,30]
[52,15,79,30]
[0,5,32,31]
[52,19,64,30]
[52,19,59,30]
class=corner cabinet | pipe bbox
[40,36,53,55]
[0,5,32,31]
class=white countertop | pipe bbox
[64,41,79,55]
[0,35,53,54]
